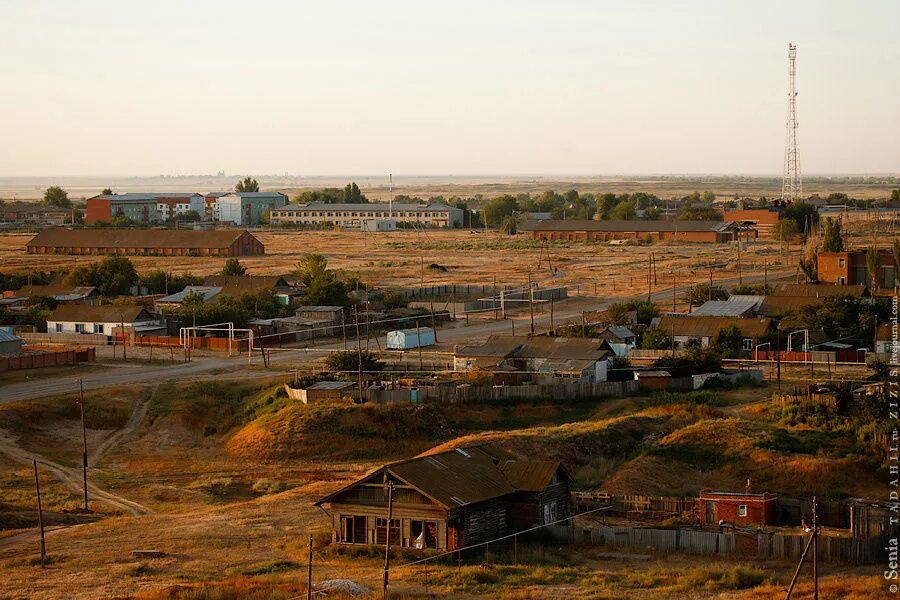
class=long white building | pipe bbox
[269,202,464,228]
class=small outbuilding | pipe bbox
[285,380,357,404]
[698,489,777,527]
[0,327,24,354]
[386,327,435,350]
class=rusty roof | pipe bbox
[655,316,771,339]
[203,275,290,290]
[316,444,564,509]
[27,228,258,250]
[48,304,155,323]
[455,335,524,358]
[456,335,610,362]
[771,283,868,298]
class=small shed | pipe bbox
[698,490,777,527]
[285,380,357,404]
[635,370,671,392]
[387,327,435,350]
[0,327,24,354]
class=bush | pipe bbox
[382,291,409,310]
[325,350,382,372]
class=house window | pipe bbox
[543,501,558,524]
[55,323,62,333]
[838,277,846,285]
[375,517,400,545]
[410,520,438,548]
[95,324,104,334]
[75,323,84,333]
[738,505,748,517]
[743,338,753,351]
[839,258,845,269]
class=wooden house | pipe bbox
[315,445,571,551]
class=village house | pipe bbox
[818,250,896,294]
[203,275,301,306]
[0,328,24,354]
[689,297,762,318]
[519,219,744,243]
[46,305,163,336]
[454,335,613,383]
[698,490,777,527]
[0,202,76,227]
[3,285,98,306]
[284,380,357,403]
[155,286,224,309]
[315,445,571,551]
[595,325,637,356]
[876,323,897,360]
[653,316,772,352]
[26,229,264,257]
[722,208,782,239]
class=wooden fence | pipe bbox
[361,380,639,404]
[0,347,96,371]
[757,532,884,564]
[548,525,735,556]
[20,332,109,345]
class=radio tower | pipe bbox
[782,42,802,202]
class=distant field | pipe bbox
[1,174,898,202]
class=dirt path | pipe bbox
[0,391,155,518]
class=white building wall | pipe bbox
[48,319,160,335]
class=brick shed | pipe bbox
[698,490,777,527]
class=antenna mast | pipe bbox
[782,43,802,202]
[389,173,393,219]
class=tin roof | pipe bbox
[48,304,154,323]
[655,316,772,339]
[316,444,565,509]
[0,329,22,343]
[307,381,357,391]
[691,299,760,317]
[27,228,257,250]
[93,193,202,201]
[15,285,96,300]
[289,202,455,212]
[203,275,290,290]
[157,286,223,304]
[519,219,736,233]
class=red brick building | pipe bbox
[698,490,777,527]
[723,209,782,239]
[26,228,264,256]
[520,219,742,243]
[818,250,896,293]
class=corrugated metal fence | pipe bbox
[549,525,735,556]
[757,533,883,564]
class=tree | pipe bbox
[43,186,71,208]
[773,219,799,242]
[482,195,518,228]
[783,201,819,233]
[681,283,728,307]
[641,327,671,350]
[325,350,382,373]
[382,291,409,310]
[221,258,247,276]
[891,189,900,204]
[799,254,818,283]
[341,182,367,204]
[678,206,723,221]
[178,209,201,221]
[609,200,637,220]
[301,275,351,307]
[25,295,59,332]
[711,324,745,358]
[865,246,879,293]
[820,217,844,252]
[893,239,900,275]
[295,254,330,286]
[101,188,113,195]
[234,177,259,193]
[64,256,137,297]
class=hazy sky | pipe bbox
[1,1,898,177]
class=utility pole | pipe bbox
[78,379,88,512]
[672,272,676,313]
[383,480,394,600]
[550,297,555,333]
[812,496,819,600]
[33,459,46,568]
[307,534,313,600]
[354,305,363,400]
[416,319,423,371]
[528,273,535,335]
[737,241,742,284]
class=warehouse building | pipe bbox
[270,202,464,228]
[520,219,743,243]
[216,192,288,226]
[723,208,782,239]
[26,228,264,256]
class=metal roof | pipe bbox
[203,275,291,290]
[691,299,760,317]
[157,286,222,304]
[316,444,564,509]
[27,228,257,250]
[287,202,456,212]
[48,304,154,323]
[219,192,287,199]
[94,193,202,201]
[519,219,736,233]
[307,381,357,390]
[15,285,96,300]
[655,316,772,339]
[0,329,22,343]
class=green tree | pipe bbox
[711,324,745,358]
[773,219,799,242]
[325,350,382,373]
[234,177,259,193]
[865,246,879,293]
[678,206,723,221]
[482,195,518,228]
[340,182,367,204]
[382,291,409,310]
[799,255,818,283]
[891,189,900,203]
[43,186,71,208]
[681,283,728,307]
[295,254,330,286]
[609,200,637,220]
[641,327,671,350]
[820,217,844,252]
[101,187,113,195]
[178,209,201,221]
[783,202,819,233]
[64,256,137,296]
[221,258,247,276]
[301,275,351,307]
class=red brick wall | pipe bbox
[699,495,775,526]
[531,230,721,242]
[86,198,111,224]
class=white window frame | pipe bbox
[738,504,747,517]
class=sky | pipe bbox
[1,0,898,177]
